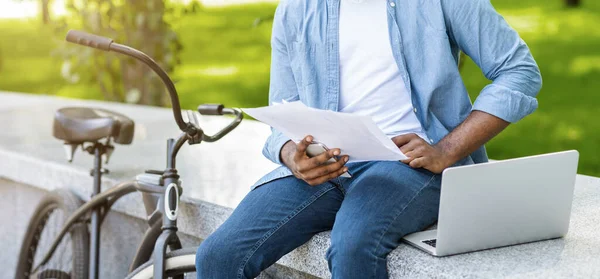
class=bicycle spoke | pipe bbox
[16,190,88,279]
[29,204,75,278]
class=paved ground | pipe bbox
[0,91,278,210]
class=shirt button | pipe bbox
[429,139,434,143]
[389,2,396,7]
[413,107,417,113]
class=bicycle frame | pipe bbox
[37,29,244,278]
[32,132,190,279]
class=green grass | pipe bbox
[463,0,600,176]
[172,4,274,109]
[0,18,65,94]
[0,1,599,176]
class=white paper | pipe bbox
[243,101,407,162]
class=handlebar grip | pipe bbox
[65,30,113,51]
[198,104,225,115]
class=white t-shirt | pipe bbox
[339,0,428,140]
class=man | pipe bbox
[196,0,541,278]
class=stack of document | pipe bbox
[243,101,407,162]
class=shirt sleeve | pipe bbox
[261,1,299,165]
[441,0,543,123]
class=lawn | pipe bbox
[0,0,598,176]
[463,0,600,176]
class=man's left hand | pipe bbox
[392,133,453,174]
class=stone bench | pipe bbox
[2,91,600,278]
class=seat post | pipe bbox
[89,143,104,279]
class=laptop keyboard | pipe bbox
[422,239,437,248]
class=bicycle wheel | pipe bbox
[15,189,90,279]
[126,248,197,279]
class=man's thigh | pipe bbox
[201,176,344,276]
[333,161,441,252]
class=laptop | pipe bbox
[402,150,579,257]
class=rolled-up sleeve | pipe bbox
[262,129,292,165]
[262,1,299,165]
[442,0,542,123]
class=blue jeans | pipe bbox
[195,161,442,278]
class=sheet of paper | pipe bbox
[243,101,407,162]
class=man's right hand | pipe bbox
[280,136,349,186]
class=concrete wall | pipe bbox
[1,179,312,279]
[1,179,46,279]
[0,178,204,279]
[4,93,600,278]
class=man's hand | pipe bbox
[392,134,453,174]
[280,136,349,186]
[392,111,510,174]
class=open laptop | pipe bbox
[402,150,579,257]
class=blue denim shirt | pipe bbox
[252,0,542,189]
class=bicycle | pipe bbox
[15,30,244,279]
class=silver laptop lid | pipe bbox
[435,150,579,256]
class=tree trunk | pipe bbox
[565,0,581,7]
[40,0,51,24]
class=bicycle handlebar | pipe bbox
[66,30,113,51]
[200,107,244,142]
[198,104,225,115]
[65,30,190,133]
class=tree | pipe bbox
[565,0,581,7]
[40,0,51,24]
[14,0,53,24]
[55,0,184,106]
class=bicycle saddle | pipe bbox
[53,107,134,144]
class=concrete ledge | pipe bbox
[3,92,600,278]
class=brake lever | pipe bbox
[186,110,200,127]
[185,110,203,145]
[184,105,243,145]
[201,108,243,143]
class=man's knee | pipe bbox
[195,232,238,277]
[326,228,391,278]
[195,235,218,270]
[326,228,378,264]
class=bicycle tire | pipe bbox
[15,189,90,279]
[126,247,197,279]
